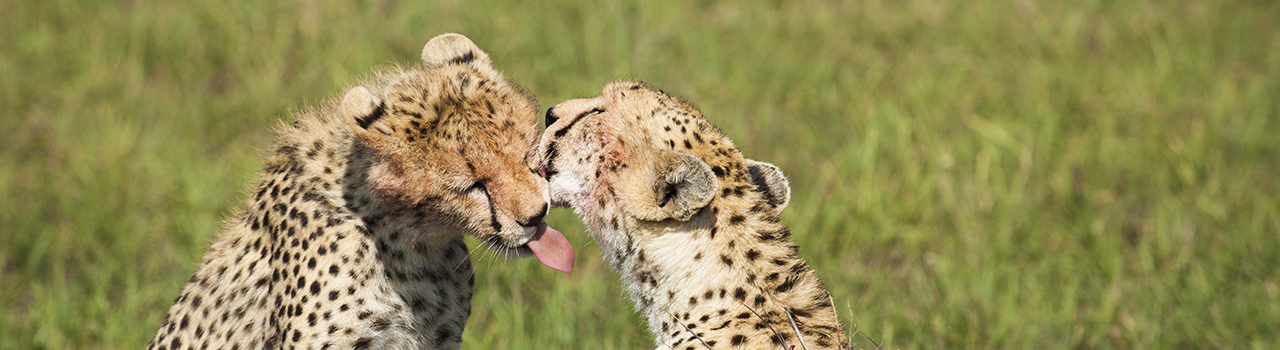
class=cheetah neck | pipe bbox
[603,203,846,349]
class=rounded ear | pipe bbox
[341,86,388,133]
[629,151,718,222]
[421,33,493,69]
[744,159,790,214]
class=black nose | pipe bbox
[545,106,558,127]
[520,203,549,227]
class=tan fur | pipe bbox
[534,82,845,349]
[148,34,547,350]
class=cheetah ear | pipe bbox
[631,151,718,222]
[744,159,790,215]
[421,33,494,69]
[341,86,389,135]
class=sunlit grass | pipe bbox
[2,0,1277,348]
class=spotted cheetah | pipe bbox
[147,34,575,350]
[531,82,845,349]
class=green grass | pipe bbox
[3,0,1278,348]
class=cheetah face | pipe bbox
[340,34,573,273]
[532,82,789,259]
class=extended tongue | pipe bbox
[526,222,575,274]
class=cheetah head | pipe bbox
[340,34,573,273]
[531,82,789,263]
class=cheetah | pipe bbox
[147,34,575,350]
[531,82,846,349]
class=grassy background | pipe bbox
[3,0,1278,348]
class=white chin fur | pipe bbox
[547,173,585,207]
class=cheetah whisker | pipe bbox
[454,243,483,273]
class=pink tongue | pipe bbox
[526,222,575,274]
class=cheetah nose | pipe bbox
[518,203,549,228]
[545,106,558,126]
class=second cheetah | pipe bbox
[531,82,846,349]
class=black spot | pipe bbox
[731,334,747,346]
[733,288,747,301]
[745,249,760,261]
[729,215,746,224]
[711,166,725,177]
[791,308,812,318]
[434,328,454,345]
[371,318,391,331]
[720,254,733,266]
[776,278,796,293]
[353,338,372,350]
[449,51,476,65]
[276,145,297,156]
[355,102,387,129]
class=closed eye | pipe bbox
[465,181,488,197]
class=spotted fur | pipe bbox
[147,34,549,350]
[533,82,845,349]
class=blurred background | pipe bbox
[2,0,1277,348]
